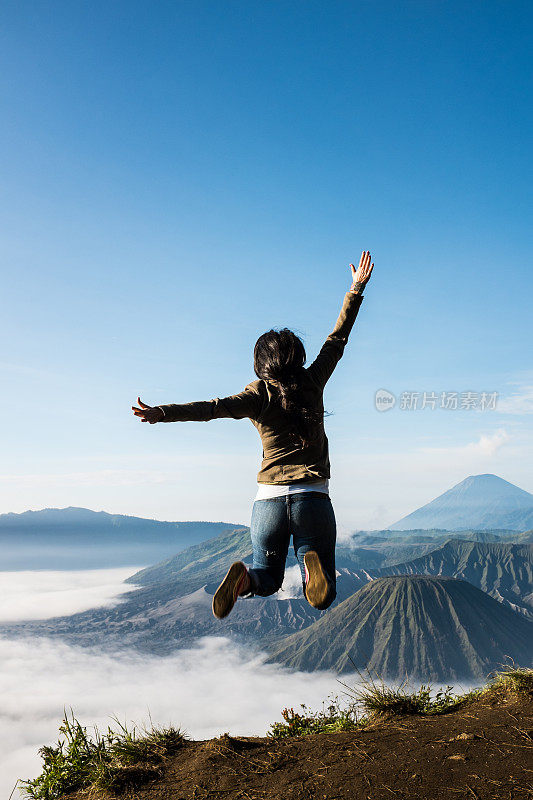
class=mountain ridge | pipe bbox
[380,538,533,618]
[0,508,244,570]
[0,505,240,529]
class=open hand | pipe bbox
[132,397,164,424]
[350,251,374,289]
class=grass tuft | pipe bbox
[343,679,476,718]
[483,666,533,700]
[21,710,185,799]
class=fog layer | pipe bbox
[0,568,139,621]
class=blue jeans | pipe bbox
[247,492,337,609]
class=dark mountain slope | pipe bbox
[127,527,253,589]
[382,539,533,618]
[510,529,533,544]
[345,528,516,570]
[269,575,533,680]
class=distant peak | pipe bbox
[389,473,533,531]
[460,474,503,484]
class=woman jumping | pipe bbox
[132,251,374,620]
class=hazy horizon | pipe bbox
[2,468,533,535]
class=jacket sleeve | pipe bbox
[158,382,262,423]
[306,291,364,389]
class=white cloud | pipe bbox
[472,429,510,456]
[497,385,533,415]
[419,428,510,458]
[0,568,140,622]
[278,564,304,599]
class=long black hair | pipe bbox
[253,328,324,448]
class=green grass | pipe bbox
[344,680,476,717]
[20,711,185,799]
[268,697,365,738]
[268,667,533,737]
[483,666,533,699]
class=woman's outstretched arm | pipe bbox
[132,383,262,424]
[306,251,374,389]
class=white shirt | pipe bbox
[254,479,329,500]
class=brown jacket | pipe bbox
[159,290,364,484]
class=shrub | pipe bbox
[21,711,185,799]
[268,698,364,738]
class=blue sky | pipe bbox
[1,0,532,528]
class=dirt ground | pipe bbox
[82,697,533,800]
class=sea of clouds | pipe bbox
[0,567,138,622]
[0,568,340,796]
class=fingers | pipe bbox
[132,406,150,418]
[354,252,369,269]
[357,251,371,271]
[133,411,152,421]
[137,397,151,409]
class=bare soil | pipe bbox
[79,696,533,800]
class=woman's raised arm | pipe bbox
[306,251,374,389]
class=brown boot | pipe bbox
[212,562,250,619]
[303,551,329,609]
